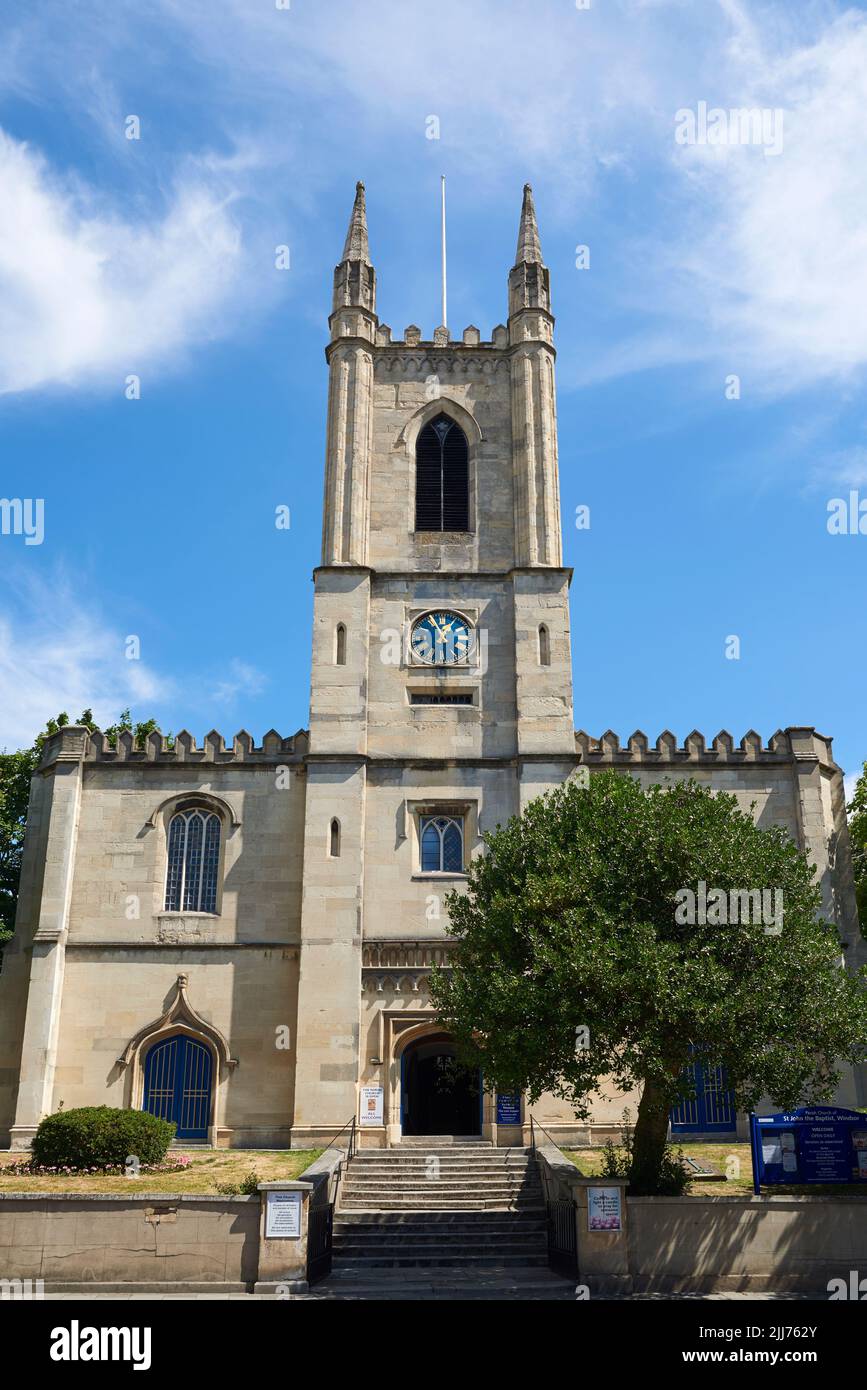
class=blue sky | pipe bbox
[0,0,865,794]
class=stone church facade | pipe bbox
[1,185,863,1151]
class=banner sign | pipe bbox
[496,1093,522,1125]
[360,1085,384,1127]
[750,1107,867,1193]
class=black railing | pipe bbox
[529,1116,579,1278]
[330,1115,358,1212]
[307,1203,333,1283]
[306,1116,358,1287]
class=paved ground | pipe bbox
[37,1280,816,1302]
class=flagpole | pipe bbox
[440,175,447,330]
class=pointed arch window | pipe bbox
[329,818,341,857]
[165,807,222,913]
[538,624,550,666]
[415,415,469,532]
[420,815,464,873]
[335,623,347,665]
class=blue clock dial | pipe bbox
[411,610,472,665]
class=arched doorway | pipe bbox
[143,1034,213,1141]
[400,1033,482,1137]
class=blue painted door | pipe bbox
[143,1035,212,1140]
[670,1058,736,1133]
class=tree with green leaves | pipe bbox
[0,709,168,946]
[0,744,39,945]
[431,771,867,1193]
[847,761,867,930]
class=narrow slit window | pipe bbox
[335,624,347,665]
[329,818,341,857]
[538,624,550,666]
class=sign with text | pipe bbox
[587,1186,622,1232]
[496,1093,522,1125]
[360,1085,384,1127]
[264,1190,302,1239]
[750,1108,867,1193]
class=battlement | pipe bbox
[37,725,310,770]
[374,323,509,350]
[575,726,837,769]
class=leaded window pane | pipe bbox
[421,819,441,872]
[442,822,463,872]
[420,814,464,873]
[201,814,221,913]
[164,808,222,913]
[165,815,185,912]
[183,812,204,911]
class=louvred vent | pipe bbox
[415,416,469,532]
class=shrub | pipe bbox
[32,1106,175,1169]
[216,1169,261,1196]
[600,1109,691,1197]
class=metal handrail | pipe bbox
[529,1114,567,1156]
[329,1114,358,1162]
[330,1115,358,1211]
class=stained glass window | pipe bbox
[164,808,222,912]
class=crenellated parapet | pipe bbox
[574,726,838,769]
[38,725,310,770]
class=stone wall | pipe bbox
[627,1195,867,1294]
[0,1193,260,1289]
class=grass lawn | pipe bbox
[0,1149,324,1196]
[564,1142,866,1197]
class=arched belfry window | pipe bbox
[335,623,347,665]
[415,415,469,532]
[538,624,550,666]
[165,806,221,913]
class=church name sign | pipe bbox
[749,1107,867,1192]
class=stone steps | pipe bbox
[393,1136,493,1147]
[327,1251,550,1268]
[299,1269,576,1301]
[341,1195,541,1207]
[335,1212,546,1228]
[350,1158,534,1170]
[330,1142,552,1270]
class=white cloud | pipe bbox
[209,658,267,706]
[0,129,245,394]
[3,0,867,396]
[0,575,173,749]
[664,9,867,391]
[0,573,269,749]
[151,0,867,392]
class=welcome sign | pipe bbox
[750,1107,867,1193]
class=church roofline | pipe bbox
[37,725,310,769]
[575,726,839,770]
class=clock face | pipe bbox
[411,610,472,665]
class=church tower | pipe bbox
[292,183,576,1145]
